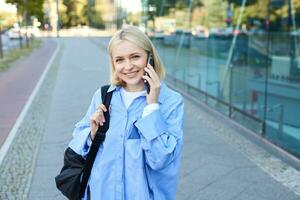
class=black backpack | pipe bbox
[55,85,112,200]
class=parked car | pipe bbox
[291,29,300,37]
[248,28,266,35]
[147,30,164,39]
[192,26,209,38]
[20,26,40,38]
[8,27,21,39]
[163,29,192,47]
[8,25,40,39]
[210,27,247,39]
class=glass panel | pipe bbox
[142,0,300,158]
[264,0,300,158]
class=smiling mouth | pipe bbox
[124,71,139,76]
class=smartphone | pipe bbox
[144,53,154,94]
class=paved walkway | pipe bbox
[0,37,299,200]
[0,39,57,146]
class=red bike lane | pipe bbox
[0,39,57,147]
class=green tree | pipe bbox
[147,0,203,30]
[5,0,44,25]
[148,0,203,16]
[88,6,105,28]
[175,0,203,11]
[62,0,87,27]
[206,0,227,28]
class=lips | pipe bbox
[124,71,139,77]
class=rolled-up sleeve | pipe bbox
[134,95,184,170]
[68,89,101,157]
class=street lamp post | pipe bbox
[141,0,148,33]
[24,0,29,48]
[16,6,23,49]
[288,0,297,71]
[56,0,60,37]
[0,20,3,59]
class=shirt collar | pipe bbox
[107,81,167,104]
[107,85,119,93]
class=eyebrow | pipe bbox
[113,52,144,59]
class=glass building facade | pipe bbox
[141,0,300,158]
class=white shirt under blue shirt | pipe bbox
[69,81,184,200]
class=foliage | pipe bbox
[88,7,105,29]
[146,0,204,30]
[224,0,257,7]
[59,0,106,28]
[0,11,17,29]
[148,0,203,16]
[5,0,44,24]
[228,0,300,31]
[205,0,227,28]
[62,0,87,27]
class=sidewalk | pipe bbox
[0,37,299,199]
[0,39,57,147]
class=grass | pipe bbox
[0,39,43,72]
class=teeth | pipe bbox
[126,71,137,75]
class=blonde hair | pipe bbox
[107,25,165,86]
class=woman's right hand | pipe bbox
[90,104,107,140]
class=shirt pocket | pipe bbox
[127,123,140,140]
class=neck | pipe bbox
[124,83,145,92]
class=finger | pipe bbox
[144,67,160,84]
[93,112,104,124]
[98,104,107,112]
[94,116,103,126]
[145,66,159,81]
[100,115,105,123]
[142,75,154,87]
[90,116,100,126]
[95,111,105,123]
[147,63,155,70]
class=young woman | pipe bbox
[69,25,184,200]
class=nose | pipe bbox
[124,59,134,70]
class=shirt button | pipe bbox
[120,134,123,137]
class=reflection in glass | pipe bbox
[143,0,300,158]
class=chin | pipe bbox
[120,74,143,85]
[124,78,142,86]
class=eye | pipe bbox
[132,55,140,59]
[115,58,124,63]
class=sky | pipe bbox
[121,0,142,13]
[0,0,17,12]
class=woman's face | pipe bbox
[112,40,148,91]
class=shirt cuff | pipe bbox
[68,128,91,156]
[135,109,168,141]
[142,103,159,118]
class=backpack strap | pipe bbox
[79,85,113,198]
[100,85,112,132]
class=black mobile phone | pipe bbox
[144,53,154,93]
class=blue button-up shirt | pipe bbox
[69,82,184,200]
